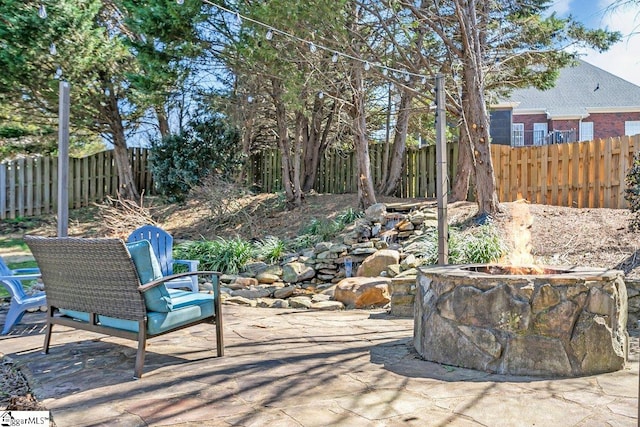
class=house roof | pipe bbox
[498,60,640,118]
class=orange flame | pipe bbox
[499,195,543,273]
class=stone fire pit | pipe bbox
[414,264,629,377]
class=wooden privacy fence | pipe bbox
[246,143,460,198]
[248,135,640,209]
[492,135,640,208]
[1,148,153,219]
[3,135,639,219]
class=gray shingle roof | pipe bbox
[504,60,640,117]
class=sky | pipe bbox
[550,0,640,86]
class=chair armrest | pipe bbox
[0,273,41,282]
[138,271,222,293]
[11,268,41,275]
[173,259,199,272]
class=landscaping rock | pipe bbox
[356,249,400,277]
[334,277,391,308]
[282,262,315,283]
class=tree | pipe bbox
[0,1,206,200]
[222,0,350,207]
[405,0,620,215]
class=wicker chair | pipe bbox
[24,236,224,379]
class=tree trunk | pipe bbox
[457,0,500,215]
[156,106,170,138]
[379,88,413,196]
[450,125,473,202]
[301,98,335,192]
[351,65,377,209]
[271,79,295,204]
[111,122,140,201]
[102,89,139,201]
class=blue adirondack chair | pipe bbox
[0,257,46,334]
[127,225,199,292]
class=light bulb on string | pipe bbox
[38,4,47,19]
[331,53,339,63]
[49,43,56,55]
[176,0,184,4]
[105,87,111,97]
[404,73,411,82]
[318,91,324,99]
[364,62,370,71]
[265,29,273,40]
[382,68,388,76]
[247,95,254,103]
[421,76,427,85]
[309,43,317,53]
[54,66,62,80]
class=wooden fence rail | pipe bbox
[1,148,152,219]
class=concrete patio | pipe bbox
[0,304,638,426]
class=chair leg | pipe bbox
[213,276,224,357]
[134,322,146,379]
[2,300,26,335]
[43,307,54,354]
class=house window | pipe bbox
[512,123,524,147]
[625,121,640,136]
[580,122,594,141]
[533,123,548,146]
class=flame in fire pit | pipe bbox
[499,196,544,274]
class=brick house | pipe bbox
[490,60,640,146]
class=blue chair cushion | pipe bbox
[125,240,172,313]
[59,291,215,335]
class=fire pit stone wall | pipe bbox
[414,265,628,377]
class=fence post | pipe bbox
[57,80,70,237]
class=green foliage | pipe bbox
[300,218,343,241]
[253,236,287,264]
[149,116,242,202]
[175,237,254,274]
[336,207,363,225]
[404,224,507,265]
[293,207,364,250]
[625,152,640,230]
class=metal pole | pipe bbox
[57,80,70,237]
[435,74,448,264]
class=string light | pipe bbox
[54,66,62,79]
[197,0,431,83]
[38,4,47,19]
[265,29,273,40]
[49,43,56,55]
[177,0,184,4]
[247,95,254,103]
[318,91,324,99]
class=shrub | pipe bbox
[403,223,506,265]
[253,236,287,264]
[149,116,242,202]
[625,152,640,230]
[175,237,254,274]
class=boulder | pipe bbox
[356,249,400,277]
[334,277,391,308]
[282,262,316,283]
